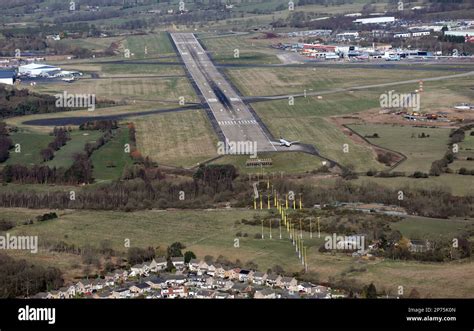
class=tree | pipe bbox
[388,230,402,243]
[398,237,410,251]
[365,283,377,298]
[183,251,196,264]
[165,258,175,272]
[127,247,155,265]
[40,148,54,161]
[167,242,185,258]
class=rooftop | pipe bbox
[0,70,15,79]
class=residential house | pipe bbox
[171,257,185,269]
[207,264,217,276]
[297,282,314,294]
[91,278,106,292]
[255,288,276,299]
[185,275,203,287]
[32,292,52,299]
[58,285,76,298]
[130,263,149,277]
[188,259,200,272]
[94,290,113,299]
[113,269,128,282]
[49,290,61,299]
[195,289,216,299]
[146,259,158,273]
[225,268,240,280]
[279,290,300,299]
[197,261,209,275]
[277,276,298,290]
[231,283,253,295]
[162,286,188,299]
[313,285,331,298]
[214,265,226,279]
[129,282,152,295]
[238,269,253,282]
[76,279,93,294]
[212,279,234,291]
[266,274,282,287]
[165,274,187,286]
[145,276,166,289]
[155,257,167,271]
[104,276,115,287]
[104,272,116,284]
[111,288,130,299]
[215,292,233,299]
[203,276,214,289]
[58,287,68,299]
[251,272,267,285]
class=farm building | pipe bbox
[0,69,15,85]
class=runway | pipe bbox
[170,32,280,153]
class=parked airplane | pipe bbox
[454,103,472,110]
[272,137,300,147]
[385,54,400,61]
[61,77,75,82]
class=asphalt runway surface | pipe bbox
[171,32,283,153]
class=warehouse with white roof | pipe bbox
[18,63,61,77]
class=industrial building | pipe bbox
[0,69,15,85]
[18,63,61,77]
[444,29,474,37]
[353,16,395,25]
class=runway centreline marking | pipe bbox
[170,32,277,152]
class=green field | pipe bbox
[352,174,474,197]
[90,128,133,181]
[124,32,176,59]
[210,50,280,65]
[391,216,473,240]
[226,67,454,97]
[3,130,53,166]
[133,110,219,168]
[213,152,327,174]
[46,130,102,168]
[200,33,281,65]
[251,98,385,171]
[56,36,125,54]
[3,207,473,298]
[28,74,196,106]
[350,124,451,173]
[252,90,382,117]
[450,130,474,172]
[101,62,184,76]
